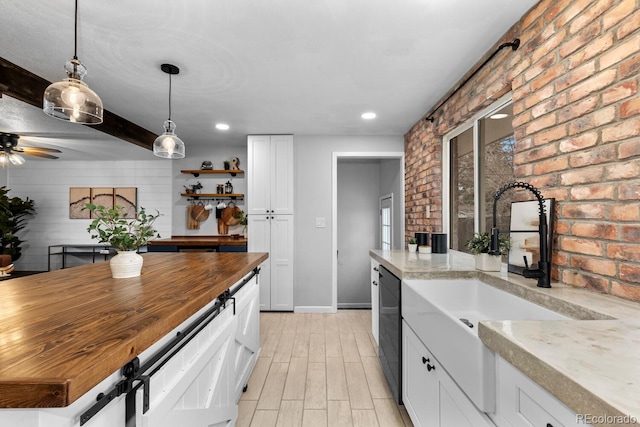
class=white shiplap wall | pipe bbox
[7,160,173,272]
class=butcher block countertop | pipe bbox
[148,235,247,247]
[0,252,267,408]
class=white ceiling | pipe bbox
[0,0,537,161]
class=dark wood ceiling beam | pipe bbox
[0,57,156,151]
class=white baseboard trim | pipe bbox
[294,306,336,313]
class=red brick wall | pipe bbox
[405,0,640,301]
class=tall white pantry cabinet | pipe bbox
[247,135,294,311]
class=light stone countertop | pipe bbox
[370,249,640,426]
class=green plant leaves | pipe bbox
[85,204,161,251]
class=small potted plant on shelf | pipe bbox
[408,237,418,252]
[466,232,511,271]
[85,203,161,278]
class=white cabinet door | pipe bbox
[403,321,439,427]
[371,258,379,345]
[247,135,293,215]
[248,215,272,311]
[270,215,294,311]
[270,135,294,215]
[231,276,261,401]
[248,215,293,311]
[496,356,586,427]
[247,135,273,215]
[403,321,495,427]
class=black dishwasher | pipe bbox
[378,265,402,403]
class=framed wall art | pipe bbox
[69,187,137,219]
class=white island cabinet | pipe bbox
[0,272,261,427]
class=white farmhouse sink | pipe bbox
[402,278,568,413]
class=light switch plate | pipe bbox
[315,217,326,228]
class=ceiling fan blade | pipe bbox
[20,147,63,154]
[21,151,59,159]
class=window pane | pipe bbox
[450,127,474,252]
[480,104,515,236]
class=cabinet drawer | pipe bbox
[496,356,587,427]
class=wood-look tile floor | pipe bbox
[238,310,414,427]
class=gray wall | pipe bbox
[337,160,381,308]
[293,135,404,310]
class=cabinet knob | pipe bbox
[422,357,429,364]
[426,363,435,372]
[373,280,378,286]
[373,267,379,272]
[546,424,553,427]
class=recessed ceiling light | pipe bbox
[215,123,230,130]
[490,113,508,120]
[361,112,376,120]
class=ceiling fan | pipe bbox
[0,132,62,166]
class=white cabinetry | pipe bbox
[402,320,494,427]
[247,135,294,311]
[371,258,379,345]
[494,355,587,427]
[248,215,294,311]
[247,135,294,215]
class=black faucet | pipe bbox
[489,182,551,288]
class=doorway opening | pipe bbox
[332,152,404,312]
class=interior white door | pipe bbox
[380,195,393,250]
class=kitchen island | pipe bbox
[371,249,640,427]
[0,251,267,426]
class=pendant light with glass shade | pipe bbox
[153,64,186,159]
[43,0,103,124]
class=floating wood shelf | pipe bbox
[181,169,244,177]
[181,193,244,200]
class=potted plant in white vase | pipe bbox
[466,232,511,271]
[408,237,418,252]
[86,204,161,278]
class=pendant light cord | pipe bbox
[168,73,172,121]
[73,0,79,60]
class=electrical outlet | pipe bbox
[315,217,326,228]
